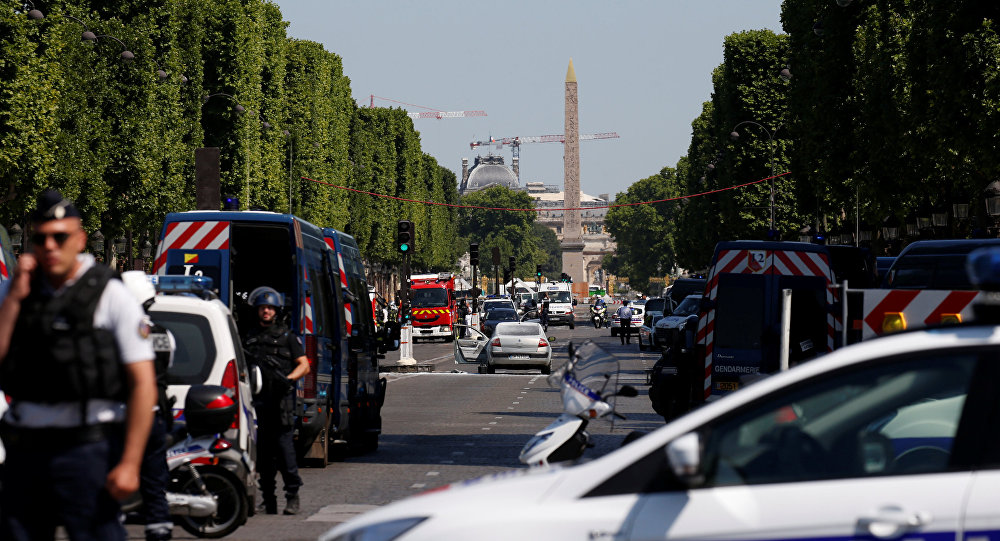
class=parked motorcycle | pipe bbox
[123,385,251,538]
[518,341,637,468]
[590,304,607,328]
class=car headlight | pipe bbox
[324,517,427,541]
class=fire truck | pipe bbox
[409,272,458,342]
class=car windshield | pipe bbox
[546,291,572,303]
[645,298,666,313]
[495,323,542,336]
[486,309,518,322]
[484,300,511,311]
[152,311,217,385]
[673,296,700,316]
[412,288,449,308]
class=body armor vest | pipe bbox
[245,323,296,419]
[2,264,126,404]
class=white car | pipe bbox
[146,276,259,507]
[610,302,644,337]
[323,322,1000,541]
[484,321,552,374]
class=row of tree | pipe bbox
[605,1,1000,293]
[0,0,461,272]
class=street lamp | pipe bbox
[9,224,23,254]
[283,129,295,213]
[62,15,135,61]
[731,120,782,236]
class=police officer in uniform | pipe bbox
[243,287,310,516]
[0,190,157,541]
[123,271,176,541]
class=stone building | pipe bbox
[459,154,520,193]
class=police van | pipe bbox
[320,248,1000,541]
[540,282,575,329]
[153,211,385,464]
[0,225,17,285]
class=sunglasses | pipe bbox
[31,232,74,246]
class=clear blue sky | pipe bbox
[272,1,785,199]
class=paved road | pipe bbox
[126,307,665,540]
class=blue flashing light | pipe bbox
[151,275,215,295]
[967,247,1000,291]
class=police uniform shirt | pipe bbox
[0,254,154,427]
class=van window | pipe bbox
[888,257,971,289]
[230,223,295,333]
[714,276,764,350]
[547,291,572,303]
[154,311,218,385]
[645,298,666,313]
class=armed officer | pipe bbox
[0,190,156,541]
[243,287,310,516]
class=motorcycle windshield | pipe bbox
[550,340,620,417]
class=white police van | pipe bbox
[319,250,1000,541]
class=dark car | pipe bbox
[480,308,519,337]
[665,278,707,313]
[883,239,1000,289]
[642,297,668,327]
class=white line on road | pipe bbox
[426,471,440,476]
[410,483,426,489]
[307,504,379,522]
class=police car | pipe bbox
[319,251,1000,541]
[142,275,260,508]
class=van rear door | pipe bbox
[711,273,766,392]
[773,274,829,368]
[154,219,231,303]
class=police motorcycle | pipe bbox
[518,341,638,467]
[121,385,252,538]
[590,301,608,328]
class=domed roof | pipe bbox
[464,154,518,192]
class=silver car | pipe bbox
[485,322,552,374]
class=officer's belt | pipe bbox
[0,421,122,448]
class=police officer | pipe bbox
[539,293,550,332]
[243,287,310,515]
[615,302,634,345]
[123,271,176,541]
[0,190,157,541]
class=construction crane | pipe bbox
[369,94,486,120]
[469,132,619,158]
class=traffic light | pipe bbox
[397,220,414,254]
[469,243,479,266]
[560,272,573,283]
[536,265,542,278]
[508,256,515,271]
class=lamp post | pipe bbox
[984,180,1000,235]
[283,129,294,213]
[731,120,782,236]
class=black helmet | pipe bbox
[250,286,283,308]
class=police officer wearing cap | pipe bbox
[0,190,157,541]
[243,287,309,516]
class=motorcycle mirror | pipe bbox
[617,384,639,398]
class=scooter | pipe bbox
[122,385,251,539]
[590,304,607,328]
[519,341,638,468]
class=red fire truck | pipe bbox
[409,272,458,342]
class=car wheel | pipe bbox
[639,337,647,351]
[486,364,496,374]
[540,363,551,375]
[569,321,575,329]
[611,328,617,337]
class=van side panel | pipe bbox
[154,220,232,303]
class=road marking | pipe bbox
[513,401,520,404]
[426,471,440,476]
[451,451,465,456]
[507,406,514,409]
[494,416,503,419]
[481,427,491,430]
[307,504,379,522]
[488,422,497,425]
[410,483,426,489]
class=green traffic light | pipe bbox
[400,244,409,252]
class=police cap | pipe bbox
[31,189,81,223]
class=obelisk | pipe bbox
[561,59,585,294]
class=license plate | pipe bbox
[716,381,739,391]
[509,355,530,360]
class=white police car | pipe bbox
[142,275,260,505]
[318,251,1000,541]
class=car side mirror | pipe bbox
[666,432,704,487]
[250,365,263,395]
